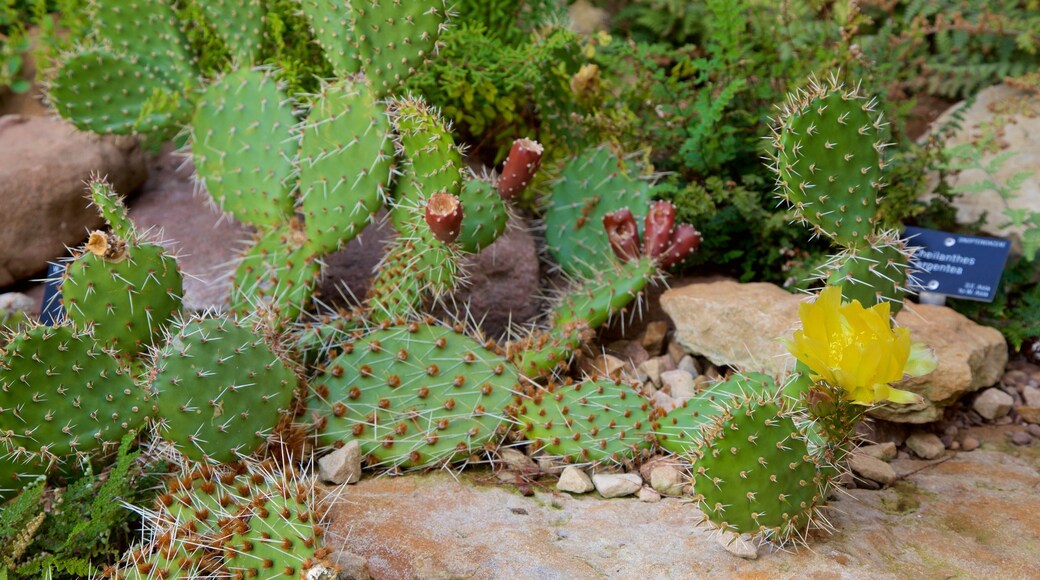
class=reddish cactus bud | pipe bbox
[497,138,543,199]
[425,193,464,243]
[657,223,701,268]
[643,201,676,258]
[603,208,640,262]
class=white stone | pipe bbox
[717,532,758,560]
[849,452,897,485]
[677,355,700,376]
[638,487,662,503]
[1022,386,1040,407]
[906,432,945,460]
[974,388,1014,421]
[319,440,362,485]
[649,465,685,496]
[557,466,595,494]
[660,369,696,401]
[592,473,642,498]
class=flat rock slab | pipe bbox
[660,279,1007,423]
[323,440,1039,579]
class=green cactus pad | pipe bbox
[691,394,832,542]
[367,236,436,323]
[301,0,361,77]
[50,47,192,138]
[349,0,449,97]
[656,372,777,456]
[544,147,651,277]
[229,225,323,326]
[516,258,657,378]
[61,236,183,357]
[387,97,465,232]
[88,178,136,241]
[151,316,298,464]
[309,322,522,470]
[457,177,509,253]
[297,80,394,254]
[199,0,264,63]
[0,325,148,465]
[517,380,657,465]
[823,230,912,314]
[192,67,298,228]
[0,449,48,502]
[90,0,196,83]
[771,75,887,248]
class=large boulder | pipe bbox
[661,280,1007,423]
[0,115,148,287]
[925,84,1040,246]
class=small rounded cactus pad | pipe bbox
[349,0,449,97]
[301,0,361,77]
[656,372,777,455]
[456,177,508,253]
[516,380,657,465]
[823,229,913,314]
[229,225,322,325]
[298,80,394,254]
[192,67,298,228]
[61,233,183,357]
[771,74,887,247]
[544,147,651,277]
[691,393,832,542]
[150,316,298,464]
[0,325,148,465]
[310,321,522,469]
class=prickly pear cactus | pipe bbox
[198,0,264,63]
[90,0,195,83]
[517,380,657,465]
[309,321,522,469]
[61,231,184,357]
[0,449,48,501]
[150,316,298,464]
[823,229,913,314]
[301,0,360,77]
[656,372,776,455]
[349,0,450,97]
[691,393,832,542]
[191,67,298,229]
[297,80,394,254]
[544,147,651,277]
[457,177,509,253]
[0,325,149,466]
[771,74,887,248]
[230,225,323,326]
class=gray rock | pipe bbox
[973,388,1014,421]
[1027,424,1040,438]
[660,280,1007,423]
[961,437,980,451]
[660,369,696,401]
[677,355,700,376]
[641,320,668,355]
[592,473,642,498]
[0,115,148,287]
[649,464,685,496]
[857,442,898,462]
[637,356,674,387]
[717,532,758,560]
[328,550,371,580]
[637,486,662,503]
[557,466,594,494]
[905,432,945,460]
[1009,431,1033,446]
[849,453,897,486]
[497,448,538,473]
[318,440,362,485]
[1022,386,1040,407]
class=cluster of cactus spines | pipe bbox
[691,392,833,543]
[229,221,323,325]
[297,80,395,255]
[150,316,298,465]
[60,179,184,357]
[517,379,658,465]
[120,463,332,578]
[300,0,361,77]
[0,325,149,466]
[349,0,450,98]
[51,0,197,138]
[656,372,776,455]
[0,451,47,501]
[198,0,265,63]
[544,147,652,277]
[769,73,915,314]
[308,321,521,470]
[191,67,298,229]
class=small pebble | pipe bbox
[638,486,662,503]
[906,432,945,460]
[961,437,980,452]
[557,466,595,494]
[1010,431,1033,446]
[592,473,643,498]
[1027,424,1040,439]
[717,532,758,560]
[973,388,1014,421]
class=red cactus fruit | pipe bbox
[603,208,640,261]
[657,223,701,268]
[643,201,676,258]
[497,138,544,199]
[425,193,464,243]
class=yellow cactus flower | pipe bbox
[786,286,936,406]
